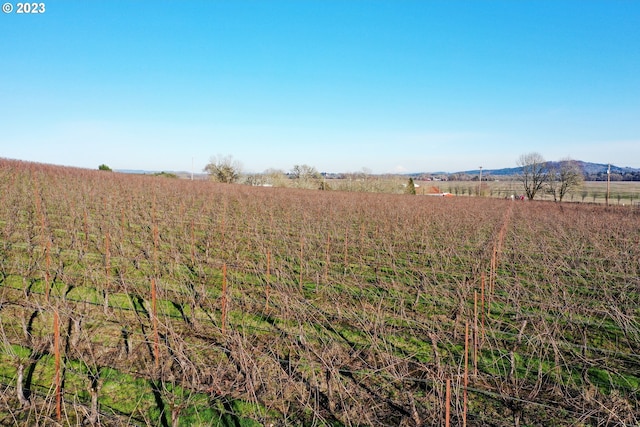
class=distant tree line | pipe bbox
[586,171,640,181]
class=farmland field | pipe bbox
[435,180,640,205]
[0,159,639,426]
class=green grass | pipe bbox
[0,343,268,426]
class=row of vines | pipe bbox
[0,158,638,426]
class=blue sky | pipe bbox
[1,1,639,174]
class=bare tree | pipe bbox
[290,164,320,180]
[203,155,242,183]
[547,158,584,202]
[517,152,548,200]
[290,164,321,189]
[263,168,288,187]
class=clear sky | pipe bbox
[1,1,639,174]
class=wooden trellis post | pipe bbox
[151,278,160,370]
[266,250,271,309]
[220,263,228,333]
[54,309,62,421]
[445,378,451,427]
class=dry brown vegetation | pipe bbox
[0,158,638,426]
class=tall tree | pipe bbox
[290,164,321,189]
[405,178,416,195]
[203,155,242,183]
[290,164,320,180]
[517,152,548,200]
[547,158,584,202]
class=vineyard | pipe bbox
[0,158,638,426]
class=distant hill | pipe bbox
[115,169,208,179]
[456,161,640,178]
[115,169,154,174]
[569,161,639,175]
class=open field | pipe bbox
[435,180,640,205]
[0,158,639,426]
[279,176,640,207]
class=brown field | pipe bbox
[0,158,638,426]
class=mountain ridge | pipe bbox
[452,161,639,177]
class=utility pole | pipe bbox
[478,166,483,196]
